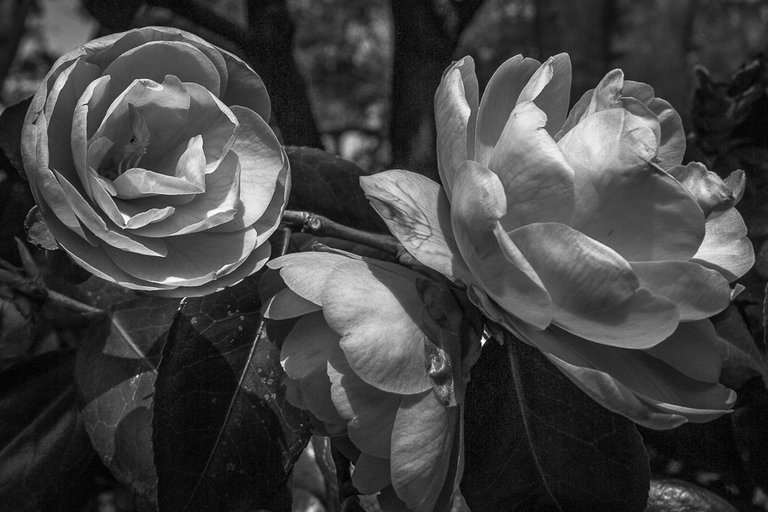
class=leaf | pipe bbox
[711,304,768,390]
[0,349,95,511]
[0,96,31,178]
[461,338,650,511]
[286,146,388,233]
[152,274,310,512]
[75,278,181,505]
[647,478,738,511]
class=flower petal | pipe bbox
[508,222,679,347]
[321,259,432,395]
[434,57,478,198]
[299,365,346,426]
[281,312,338,380]
[352,454,391,495]
[692,208,754,281]
[361,170,470,282]
[268,252,351,305]
[516,53,571,136]
[487,100,575,230]
[646,97,685,169]
[666,162,734,218]
[105,228,257,287]
[219,49,271,120]
[643,320,723,384]
[558,108,705,262]
[518,323,735,419]
[263,288,321,320]
[327,349,400,459]
[451,160,552,328]
[474,55,540,167]
[390,391,456,512]
[220,106,286,230]
[631,261,731,321]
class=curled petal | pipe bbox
[435,56,479,198]
[667,162,735,218]
[692,208,754,281]
[281,312,338,380]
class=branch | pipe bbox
[281,210,416,264]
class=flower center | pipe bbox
[102,103,151,180]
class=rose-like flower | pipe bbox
[361,54,755,429]
[21,27,289,296]
[261,250,480,511]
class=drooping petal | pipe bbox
[390,391,456,512]
[558,108,705,262]
[666,162,734,218]
[644,320,722,384]
[435,57,478,198]
[692,207,754,281]
[630,261,731,321]
[321,260,432,395]
[487,100,575,230]
[360,170,470,282]
[518,323,735,420]
[450,160,552,328]
[507,222,679,347]
[474,55,541,167]
[646,97,686,169]
[281,312,339,380]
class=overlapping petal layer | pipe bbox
[364,53,754,428]
[22,26,288,296]
[263,251,475,511]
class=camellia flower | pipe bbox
[361,54,754,429]
[21,27,289,296]
[261,250,481,511]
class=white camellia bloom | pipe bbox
[361,54,755,429]
[22,27,289,296]
[262,250,479,512]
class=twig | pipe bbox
[281,210,408,259]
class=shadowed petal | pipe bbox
[451,160,552,328]
[487,101,575,230]
[667,162,734,218]
[644,320,722,384]
[474,55,541,167]
[281,312,339,380]
[353,454,391,495]
[508,222,679,347]
[631,261,731,321]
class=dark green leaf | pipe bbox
[461,337,650,511]
[286,146,387,233]
[0,349,95,511]
[0,97,32,178]
[75,279,180,504]
[153,275,310,512]
[646,478,738,512]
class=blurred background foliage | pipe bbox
[2,1,768,511]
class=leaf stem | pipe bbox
[281,210,415,264]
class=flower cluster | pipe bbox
[22,27,288,296]
[262,250,480,511]
[362,54,754,428]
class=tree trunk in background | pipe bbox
[389,0,485,181]
[0,0,32,94]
